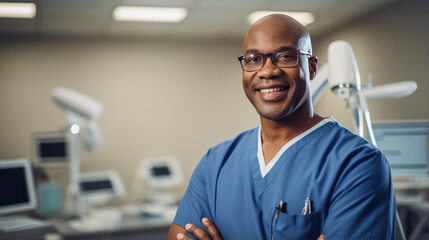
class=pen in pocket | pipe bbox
[301,197,312,215]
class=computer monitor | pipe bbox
[78,171,125,205]
[31,131,73,166]
[140,156,184,189]
[0,159,37,215]
[373,120,429,176]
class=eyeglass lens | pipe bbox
[240,51,298,71]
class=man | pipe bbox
[167,14,396,240]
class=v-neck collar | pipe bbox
[257,117,335,178]
[250,117,336,198]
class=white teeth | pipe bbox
[260,87,285,93]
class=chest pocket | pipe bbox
[273,211,325,240]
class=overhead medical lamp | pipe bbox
[311,40,416,240]
[52,87,104,216]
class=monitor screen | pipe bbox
[78,171,125,204]
[141,157,184,189]
[38,140,67,158]
[373,121,429,176]
[151,165,171,177]
[32,132,71,165]
[0,159,36,215]
[80,179,114,193]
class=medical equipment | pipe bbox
[311,40,415,240]
[67,171,125,232]
[0,159,37,215]
[0,159,50,232]
[78,171,126,205]
[51,87,104,217]
[138,156,184,204]
[52,87,103,152]
[140,156,184,191]
[311,41,417,140]
[32,131,74,166]
[373,120,429,176]
[131,156,184,219]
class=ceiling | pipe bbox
[0,0,402,41]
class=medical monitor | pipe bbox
[140,156,184,189]
[373,120,429,176]
[0,159,37,215]
[78,171,125,204]
[32,131,72,166]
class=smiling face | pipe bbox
[242,15,317,122]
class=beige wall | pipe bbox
[0,39,259,196]
[0,0,428,199]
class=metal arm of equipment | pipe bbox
[52,87,104,217]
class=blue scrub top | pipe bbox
[173,121,396,240]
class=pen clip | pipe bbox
[301,197,311,215]
[276,200,284,220]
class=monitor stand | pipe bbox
[140,189,179,220]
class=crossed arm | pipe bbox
[167,218,223,240]
[166,218,325,240]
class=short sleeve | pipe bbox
[323,146,396,240]
[173,151,213,238]
[323,147,396,240]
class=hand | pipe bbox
[317,234,325,240]
[176,218,223,240]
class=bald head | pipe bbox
[244,14,313,55]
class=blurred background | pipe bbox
[0,0,428,239]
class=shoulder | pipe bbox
[322,121,379,152]
[209,127,257,154]
[319,121,389,171]
[321,122,391,184]
[196,127,258,171]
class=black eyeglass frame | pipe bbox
[237,49,312,72]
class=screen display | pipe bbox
[0,166,30,207]
[80,180,113,193]
[373,123,428,176]
[38,139,67,158]
[151,165,171,177]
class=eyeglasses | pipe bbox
[238,49,312,72]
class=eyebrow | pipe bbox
[244,46,297,54]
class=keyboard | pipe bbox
[0,216,48,232]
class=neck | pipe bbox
[260,103,323,144]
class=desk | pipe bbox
[54,214,171,240]
[393,176,429,240]
[0,210,172,240]
[393,176,429,190]
[0,223,57,240]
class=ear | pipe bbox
[309,56,318,80]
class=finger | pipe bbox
[185,223,211,240]
[317,234,325,240]
[177,233,193,240]
[201,218,223,240]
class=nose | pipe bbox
[257,56,282,79]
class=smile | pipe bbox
[258,87,287,93]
